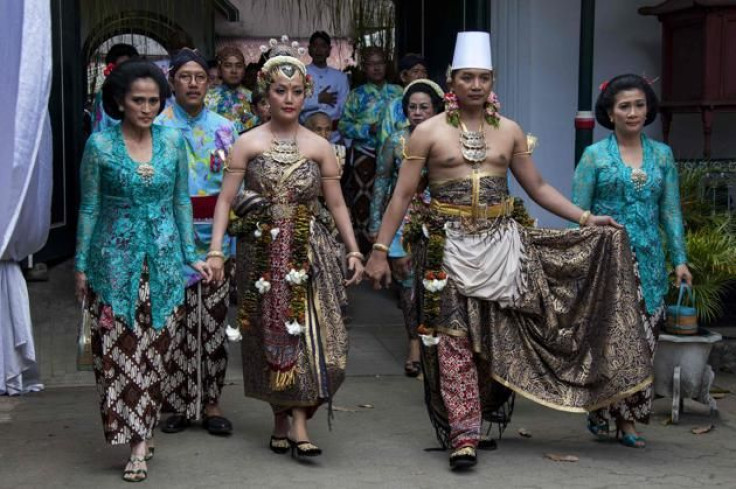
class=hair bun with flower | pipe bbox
[257,35,313,96]
[103,62,117,77]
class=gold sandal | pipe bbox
[122,456,147,483]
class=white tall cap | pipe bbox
[451,31,493,71]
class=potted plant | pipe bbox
[668,166,736,323]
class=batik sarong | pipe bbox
[89,262,180,445]
[231,154,349,418]
[347,147,377,254]
[411,174,653,449]
[162,261,231,420]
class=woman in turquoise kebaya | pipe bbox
[572,73,692,449]
[74,59,210,482]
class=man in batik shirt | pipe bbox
[375,54,430,151]
[204,46,255,133]
[338,47,402,252]
[156,49,237,436]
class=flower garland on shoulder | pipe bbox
[444,91,501,129]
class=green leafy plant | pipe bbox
[667,166,736,322]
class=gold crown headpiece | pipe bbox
[257,35,313,96]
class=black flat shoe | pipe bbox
[449,446,477,471]
[404,361,421,378]
[288,438,322,457]
[161,414,189,434]
[269,436,290,454]
[202,415,233,436]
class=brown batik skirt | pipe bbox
[346,147,377,254]
[88,263,181,445]
[162,261,232,420]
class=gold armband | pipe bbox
[400,136,427,161]
[223,152,246,173]
[512,134,538,157]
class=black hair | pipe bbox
[595,74,659,130]
[309,31,331,46]
[252,89,266,106]
[207,59,218,69]
[102,59,170,120]
[398,54,427,73]
[402,82,444,118]
[104,43,139,65]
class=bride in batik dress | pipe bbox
[207,37,364,458]
[366,32,653,470]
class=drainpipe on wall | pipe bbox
[574,0,596,166]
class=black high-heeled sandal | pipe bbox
[269,435,290,454]
[449,446,477,470]
[288,438,322,457]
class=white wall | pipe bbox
[492,0,580,228]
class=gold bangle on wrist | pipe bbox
[206,250,225,260]
[578,210,591,227]
[372,243,389,253]
[346,251,365,261]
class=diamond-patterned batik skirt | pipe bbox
[88,263,181,445]
[162,261,231,420]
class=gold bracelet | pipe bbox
[206,250,225,260]
[346,251,365,261]
[578,210,591,227]
[372,243,389,253]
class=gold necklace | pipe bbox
[267,131,304,165]
[459,120,487,165]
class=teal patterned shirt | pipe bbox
[75,125,198,329]
[572,134,687,313]
[205,84,254,133]
[156,103,237,285]
[338,82,403,153]
[376,97,409,153]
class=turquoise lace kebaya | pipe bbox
[572,134,687,314]
[75,124,198,330]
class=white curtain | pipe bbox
[0,0,53,395]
